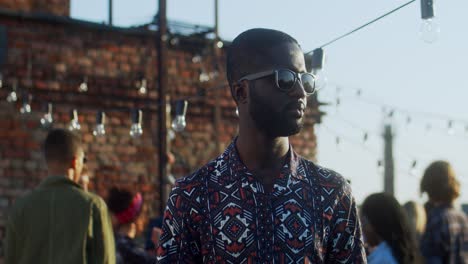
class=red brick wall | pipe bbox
[0,0,70,16]
[0,10,320,259]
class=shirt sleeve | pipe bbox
[326,182,367,264]
[87,197,116,264]
[156,183,203,263]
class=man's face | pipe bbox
[247,42,308,137]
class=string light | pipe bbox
[199,70,210,83]
[6,79,18,103]
[447,120,455,135]
[40,103,53,129]
[20,92,32,114]
[335,136,341,151]
[309,48,328,90]
[168,129,176,141]
[138,78,147,94]
[363,132,369,144]
[68,109,81,131]
[377,160,384,174]
[192,55,202,63]
[410,160,418,176]
[172,100,188,132]
[420,0,440,44]
[93,111,106,137]
[129,109,143,138]
[78,76,88,93]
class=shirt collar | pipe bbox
[224,137,307,183]
[39,175,82,189]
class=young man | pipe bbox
[420,160,468,263]
[4,129,116,264]
[157,28,366,263]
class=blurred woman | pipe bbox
[402,201,427,242]
[107,187,156,264]
[361,192,420,264]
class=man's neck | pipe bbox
[236,129,289,171]
[47,167,74,182]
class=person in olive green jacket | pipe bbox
[4,129,116,264]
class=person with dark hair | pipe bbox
[361,193,420,264]
[157,28,365,263]
[420,161,468,263]
[107,187,156,264]
[4,128,115,264]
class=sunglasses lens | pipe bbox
[301,74,316,94]
[277,70,296,90]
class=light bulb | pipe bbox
[410,160,418,176]
[93,124,105,137]
[69,109,81,131]
[377,160,384,174]
[192,55,202,63]
[419,18,440,44]
[138,79,147,94]
[172,100,188,132]
[199,71,210,82]
[171,116,186,132]
[447,120,455,135]
[130,109,143,138]
[168,129,176,141]
[235,107,239,117]
[363,132,369,144]
[335,137,342,152]
[40,103,53,129]
[20,93,32,114]
[216,40,224,49]
[312,69,328,91]
[20,104,31,114]
[6,90,17,103]
[78,77,88,92]
[93,111,106,137]
[129,123,143,138]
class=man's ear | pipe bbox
[232,80,248,104]
[70,156,77,170]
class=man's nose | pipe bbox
[288,78,307,99]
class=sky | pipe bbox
[71,0,468,205]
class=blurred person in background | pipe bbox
[361,192,421,264]
[4,128,115,264]
[107,187,157,264]
[420,160,468,264]
[403,201,427,243]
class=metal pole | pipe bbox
[108,0,113,25]
[214,0,219,37]
[383,124,395,195]
[157,0,168,216]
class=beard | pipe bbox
[249,86,304,137]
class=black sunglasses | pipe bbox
[238,69,316,95]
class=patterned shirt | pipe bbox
[157,140,366,263]
[421,204,468,264]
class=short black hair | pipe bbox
[107,187,133,214]
[226,28,300,94]
[43,129,82,164]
